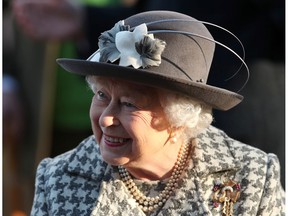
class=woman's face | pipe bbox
[89,78,171,167]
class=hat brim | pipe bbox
[56,58,243,111]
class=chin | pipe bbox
[103,159,128,167]
[99,141,131,166]
[101,155,129,166]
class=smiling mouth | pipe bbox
[104,135,131,147]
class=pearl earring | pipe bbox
[170,132,177,144]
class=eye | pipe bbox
[96,90,107,100]
[122,101,135,108]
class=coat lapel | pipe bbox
[66,136,108,182]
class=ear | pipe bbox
[151,111,170,131]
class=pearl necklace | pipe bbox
[118,142,190,213]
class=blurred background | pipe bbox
[3,0,285,215]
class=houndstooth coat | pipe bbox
[31,126,285,215]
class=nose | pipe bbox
[99,103,120,128]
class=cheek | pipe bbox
[134,110,169,132]
[128,113,155,139]
[130,112,152,128]
[90,99,102,143]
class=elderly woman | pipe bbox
[31,11,284,215]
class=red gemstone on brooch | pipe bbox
[235,183,241,191]
[213,201,219,208]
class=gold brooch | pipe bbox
[212,179,241,216]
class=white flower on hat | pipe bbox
[116,23,166,68]
[88,21,166,69]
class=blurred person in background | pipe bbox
[3,74,28,216]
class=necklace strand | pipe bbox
[118,143,190,213]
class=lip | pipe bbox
[103,134,130,148]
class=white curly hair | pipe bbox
[157,90,213,143]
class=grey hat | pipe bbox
[57,10,247,111]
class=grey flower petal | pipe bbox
[135,36,166,68]
[98,21,130,63]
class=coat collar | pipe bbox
[66,136,108,182]
[192,125,242,177]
